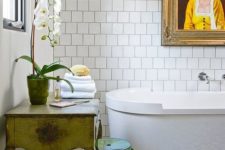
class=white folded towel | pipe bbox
[64,73,92,81]
[64,79,94,84]
[61,91,96,99]
[61,80,96,92]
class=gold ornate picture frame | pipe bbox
[162,0,225,46]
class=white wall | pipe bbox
[55,0,225,136]
[0,1,53,149]
[0,0,30,148]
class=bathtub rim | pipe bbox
[106,88,225,115]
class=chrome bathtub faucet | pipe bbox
[198,72,210,84]
[222,74,225,80]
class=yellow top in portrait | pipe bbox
[184,0,225,30]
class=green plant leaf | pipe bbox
[49,60,61,66]
[41,65,49,74]
[41,60,60,71]
[40,60,61,75]
[45,76,74,92]
[40,64,72,75]
[15,55,42,75]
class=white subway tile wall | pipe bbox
[55,0,225,136]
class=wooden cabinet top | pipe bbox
[5,97,99,116]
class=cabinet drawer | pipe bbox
[11,116,94,150]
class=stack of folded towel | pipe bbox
[60,65,96,99]
[60,72,96,99]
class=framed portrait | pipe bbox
[162,0,225,45]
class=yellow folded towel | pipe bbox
[70,65,90,76]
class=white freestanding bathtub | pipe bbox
[106,88,225,150]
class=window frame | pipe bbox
[3,0,26,32]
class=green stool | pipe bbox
[96,138,133,150]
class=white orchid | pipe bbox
[53,22,61,36]
[34,16,49,30]
[34,0,49,17]
[54,0,61,15]
[34,0,62,47]
[54,14,61,23]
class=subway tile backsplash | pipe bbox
[54,0,225,136]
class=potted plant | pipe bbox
[15,0,74,105]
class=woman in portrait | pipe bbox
[184,0,225,30]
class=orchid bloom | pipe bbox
[34,0,62,47]
[54,0,62,15]
[53,14,61,35]
[34,15,49,30]
[34,0,49,17]
[53,22,61,36]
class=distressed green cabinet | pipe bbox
[5,98,100,150]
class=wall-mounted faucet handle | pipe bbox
[198,72,207,80]
[198,72,209,84]
[222,74,225,80]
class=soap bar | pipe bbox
[70,65,90,76]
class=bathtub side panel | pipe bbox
[108,108,225,150]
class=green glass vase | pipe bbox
[27,76,49,105]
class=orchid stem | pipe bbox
[31,1,38,75]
